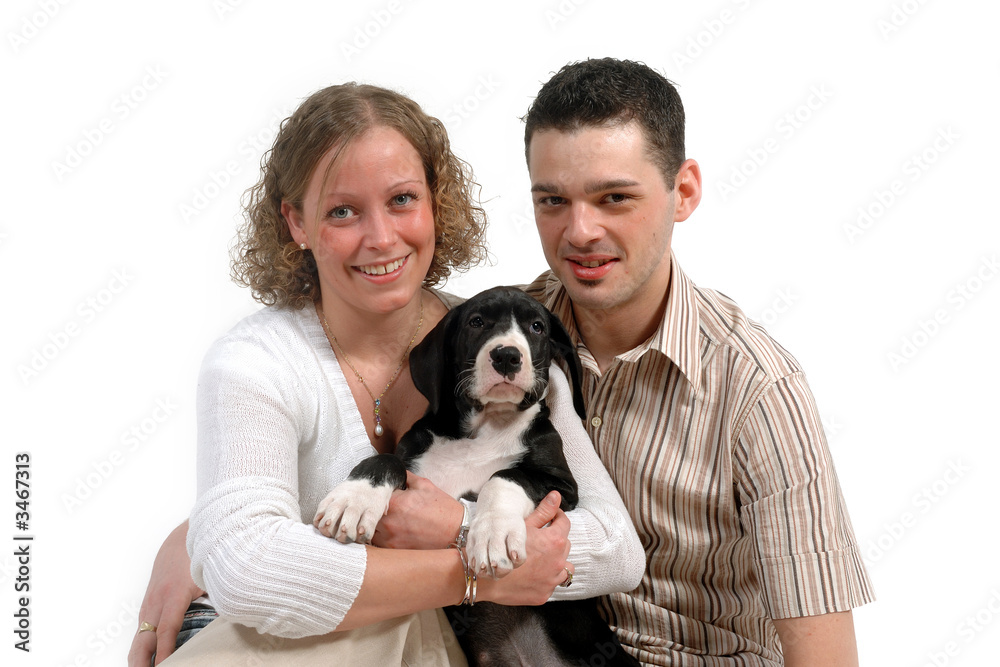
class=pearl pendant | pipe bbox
[374,423,384,437]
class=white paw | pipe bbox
[313,479,393,544]
[465,477,535,578]
[466,509,527,579]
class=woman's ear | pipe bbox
[281,201,308,247]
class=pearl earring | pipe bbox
[300,243,307,250]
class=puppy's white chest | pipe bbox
[412,408,537,499]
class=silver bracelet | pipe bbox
[455,498,472,548]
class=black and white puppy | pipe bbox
[314,286,637,666]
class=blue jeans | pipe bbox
[175,601,218,649]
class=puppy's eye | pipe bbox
[469,316,484,328]
[530,321,545,334]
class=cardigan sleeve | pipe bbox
[187,328,368,638]
[545,364,646,600]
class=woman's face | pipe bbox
[284,126,436,316]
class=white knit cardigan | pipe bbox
[187,295,644,637]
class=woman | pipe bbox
[129,83,644,666]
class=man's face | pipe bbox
[528,122,679,315]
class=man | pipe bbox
[520,57,873,666]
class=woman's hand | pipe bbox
[372,471,464,550]
[127,521,204,667]
[478,490,573,606]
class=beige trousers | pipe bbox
[163,609,469,666]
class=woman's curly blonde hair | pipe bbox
[232,83,488,309]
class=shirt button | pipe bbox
[590,416,603,428]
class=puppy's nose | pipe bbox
[490,345,522,379]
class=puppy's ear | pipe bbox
[547,310,586,419]
[409,304,461,414]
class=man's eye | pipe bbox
[530,321,545,334]
[469,316,484,328]
[607,193,628,203]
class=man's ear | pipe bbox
[281,201,308,247]
[673,158,702,223]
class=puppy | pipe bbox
[314,286,638,666]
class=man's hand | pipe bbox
[371,471,464,549]
[127,521,204,666]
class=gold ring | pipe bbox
[559,567,573,588]
[138,621,157,634]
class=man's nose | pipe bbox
[563,204,604,247]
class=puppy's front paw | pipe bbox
[313,480,393,544]
[466,510,527,579]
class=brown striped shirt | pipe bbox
[524,254,874,666]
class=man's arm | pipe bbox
[772,611,859,667]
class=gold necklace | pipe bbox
[318,299,424,437]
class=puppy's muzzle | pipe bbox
[490,345,522,380]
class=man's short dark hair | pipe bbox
[523,58,686,183]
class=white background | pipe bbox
[4,0,999,665]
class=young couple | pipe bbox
[130,58,873,667]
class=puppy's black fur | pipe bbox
[320,287,638,666]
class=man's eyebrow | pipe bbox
[584,179,640,194]
[530,178,641,195]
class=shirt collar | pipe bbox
[539,251,702,390]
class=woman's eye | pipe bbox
[393,192,415,206]
[330,207,351,219]
[469,316,484,328]
[530,321,545,334]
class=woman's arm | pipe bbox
[339,490,572,629]
[187,331,366,638]
[127,521,203,667]
[545,364,646,599]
